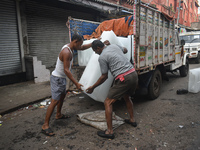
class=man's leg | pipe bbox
[42,99,59,134]
[104,98,116,134]
[56,94,66,119]
[123,94,135,123]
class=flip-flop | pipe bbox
[56,114,70,120]
[124,119,137,127]
[97,130,115,139]
[41,128,55,136]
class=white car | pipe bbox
[183,38,200,63]
[180,33,200,64]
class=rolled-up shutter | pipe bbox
[25,0,95,68]
[0,0,22,76]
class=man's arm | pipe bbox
[116,44,128,54]
[62,50,82,90]
[86,73,108,94]
[79,43,92,50]
[79,38,105,50]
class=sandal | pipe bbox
[97,130,115,139]
[56,114,70,120]
[41,128,55,136]
[124,119,137,127]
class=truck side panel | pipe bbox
[136,5,175,73]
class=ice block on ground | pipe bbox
[188,68,200,93]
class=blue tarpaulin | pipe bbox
[69,19,99,66]
[69,19,99,40]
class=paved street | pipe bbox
[0,63,200,150]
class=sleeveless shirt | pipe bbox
[52,45,73,78]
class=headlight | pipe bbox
[184,48,190,52]
[192,48,197,51]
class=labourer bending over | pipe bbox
[86,40,138,139]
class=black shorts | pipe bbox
[107,71,138,100]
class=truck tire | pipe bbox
[179,59,189,77]
[195,52,200,64]
[148,69,162,100]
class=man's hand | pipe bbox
[76,83,83,91]
[97,37,102,41]
[86,86,94,94]
[104,40,110,46]
[123,47,128,54]
[86,73,108,94]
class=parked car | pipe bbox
[180,32,200,64]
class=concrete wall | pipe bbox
[191,22,200,29]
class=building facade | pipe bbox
[174,0,199,27]
[103,0,199,29]
[1,0,199,85]
[0,0,131,85]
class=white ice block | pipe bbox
[78,32,130,66]
[100,30,123,46]
[188,68,200,93]
[78,39,96,66]
[117,35,131,61]
[79,30,124,102]
[79,53,114,101]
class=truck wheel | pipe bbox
[179,59,189,77]
[148,69,162,100]
[195,53,200,64]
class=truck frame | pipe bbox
[68,2,189,100]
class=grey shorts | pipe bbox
[50,75,66,100]
[107,71,138,100]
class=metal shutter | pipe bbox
[0,0,22,76]
[25,0,95,68]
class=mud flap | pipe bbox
[135,71,153,95]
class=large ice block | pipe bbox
[78,33,131,66]
[79,30,124,102]
[78,39,96,66]
[117,35,132,61]
[188,68,200,93]
[79,52,114,101]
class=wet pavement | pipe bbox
[0,81,51,115]
[0,63,200,149]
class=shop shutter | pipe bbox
[0,0,22,76]
[25,0,94,68]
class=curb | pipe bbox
[0,96,51,116]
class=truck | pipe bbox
[68,2,189,100]
[179,31,200,64]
